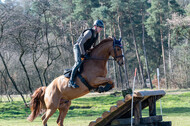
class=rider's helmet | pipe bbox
[93,20,104,28]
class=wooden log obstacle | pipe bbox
[89,90,171,126]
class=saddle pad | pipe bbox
[64,69,72,78]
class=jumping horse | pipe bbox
[27,37,124,126]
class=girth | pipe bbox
[77,74,94,91]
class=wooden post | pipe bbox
[148,96,156,116]
[134,102,142,125]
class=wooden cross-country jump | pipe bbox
[89,90,171,126]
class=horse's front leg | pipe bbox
[93,77,113,86]
[93,77,114,92]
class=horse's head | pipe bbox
[110,37,124,66]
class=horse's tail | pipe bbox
[27,86,46,122]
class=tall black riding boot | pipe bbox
[69,44,82,88]
[68,64,80,88]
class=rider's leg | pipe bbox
[68,44,82,88]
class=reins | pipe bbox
[85,55,124,61]
[85,44,124,61]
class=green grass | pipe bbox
[141,92,190,126]
[0,91,190,126]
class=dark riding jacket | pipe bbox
[76,29,98,55]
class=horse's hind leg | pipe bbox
[42,108,57,126]
[41,112,46,121]
[57,100,71,126]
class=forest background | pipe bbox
[0,0,190,104]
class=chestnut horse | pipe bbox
[27,37,124,126]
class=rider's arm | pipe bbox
[78,30,92,55]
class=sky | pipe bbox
[1,0,21,3]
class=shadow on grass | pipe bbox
[142,107,190,116]
[69,105,91,110]
[162,107,190,115]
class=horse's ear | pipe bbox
[119,37,122,42]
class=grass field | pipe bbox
[0,89,190,126]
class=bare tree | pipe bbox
[8,10,34,93]
[0,53,27,106]
[0,70,13,102]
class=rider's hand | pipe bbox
[81,53,89,59]
[81,54,85,60]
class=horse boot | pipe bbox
[104,83,113,92]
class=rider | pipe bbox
[68,20,104,88]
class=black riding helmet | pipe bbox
[93,20,104,28]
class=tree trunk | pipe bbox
[168,28,172,88]
[43,11,54,86]
[0,53,27,106]
[141,8,153,89]
[184,50,188,87]
[19,50,33,93]
[136,69,142,88]
[43,65,50,86]
[0,70,13,102]
[32,29,44,86]
[70,20,74,46]
[160,15,168,89]
[0,24,4,42]
[33,52,44,86]
[110,23,118,88]
[129,14,146,88]
[43,11,50,86]
[117,13,129,89]
[43,46,61,86]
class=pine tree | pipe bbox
[145,0,170,88]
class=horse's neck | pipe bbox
[91,41,112,60]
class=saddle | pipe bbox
[63,62,84,78]
[64,68,95,90]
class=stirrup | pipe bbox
[68,81,79,88]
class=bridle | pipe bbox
[113,38,124,62]
[85,37,124,62]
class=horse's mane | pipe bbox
[92,37,113,51]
